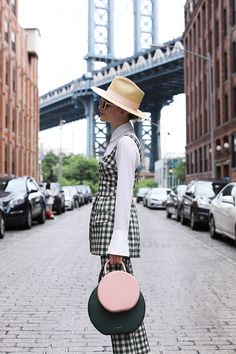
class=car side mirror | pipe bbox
[221,195,235,205]
[28,189,38,194]
[170,191,176,197]
[185,191,192,197]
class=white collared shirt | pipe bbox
[105,122,140,257]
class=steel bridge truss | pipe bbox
[88,0,159,169]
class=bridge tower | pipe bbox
[133,0,159,171]
[84,0,114,158]
[85,0,159,170]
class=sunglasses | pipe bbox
[99,98,116,111]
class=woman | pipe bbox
[89,76,150,353]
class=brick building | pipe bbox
[0,0,40,179]
[184,0,236,181]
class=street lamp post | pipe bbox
[58,119,66,182]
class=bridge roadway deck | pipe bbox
[40,40,184,131]
[0,203,236,353]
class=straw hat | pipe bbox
[91,76,148,119]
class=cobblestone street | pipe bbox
[1,203,236,353]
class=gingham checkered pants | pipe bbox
[100,256,150,354]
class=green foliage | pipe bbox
[173,160,186,183]
[134,179,158,195]
[42,152,99,193]
[42,151,58,182]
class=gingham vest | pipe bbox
[89,134,141,258]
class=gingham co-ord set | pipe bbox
[89,134,150,354]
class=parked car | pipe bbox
[166,184,186,220]
[63,188,75,210]
[0,201,6,238]
[136,187,150,203]
[209,182,236,241]
[0,176,46,229]
[48,182,65,214]
[144,187,171,209]
[180,179,227,230]
[62,186,80,208]
[77,185,92,204]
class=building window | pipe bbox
[233,41,236,72]
[224,52,228,80]
[12,108,15,132]
[209,30,212,54]
[4,145,8,174]
[217,99,221,126]
[199,113,202,136]
[11,0,16,15]
[197,14,201,39]
[208,1,212,18]
[191,152,194,174]
[5,103,8,129]
[232,133,236,168]
[187,154,189,174]
[11,31,16,52]
[12,68,16,92]
[223,9,227,36]
[4,19,8,42]
[204,108,208,134]
[189,0,193,15]
[215,20,219,47]
[232,0,236,26]
[12,146,15,175]
[224,94,229,122]
[234,87,236,118]
[195,150,198,173]
[204,145,208,172]
[5,60,9,86]
[216,60,220,87]
[199,147,203,173]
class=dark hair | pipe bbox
[128,113,138,121]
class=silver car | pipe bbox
[145,187,171,209]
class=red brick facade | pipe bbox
[184,0,236,182]
[0,0,39,179]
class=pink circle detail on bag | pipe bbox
[97,261,140,313]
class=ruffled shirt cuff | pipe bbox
[107,229,129,257]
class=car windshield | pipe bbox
[195,182,225,197]
[64,189,72,196]
[178,185,186,196]
[0,178,26,193]
[152,188,168,196]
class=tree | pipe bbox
[42,151,59,182]
[134,179,158,195]
[173,160,186,184]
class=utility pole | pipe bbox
[58,119,65,182]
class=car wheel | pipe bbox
[176,208,181,222]
[209,215,219,239]
[57,202,62,215]
[37,205,46,224]
[166,208,171,219]
[0,213,5,239]
[180,207,187,225]
[24,208,32,229]
[190,211,198,230]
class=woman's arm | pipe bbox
[107,136,140,263]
